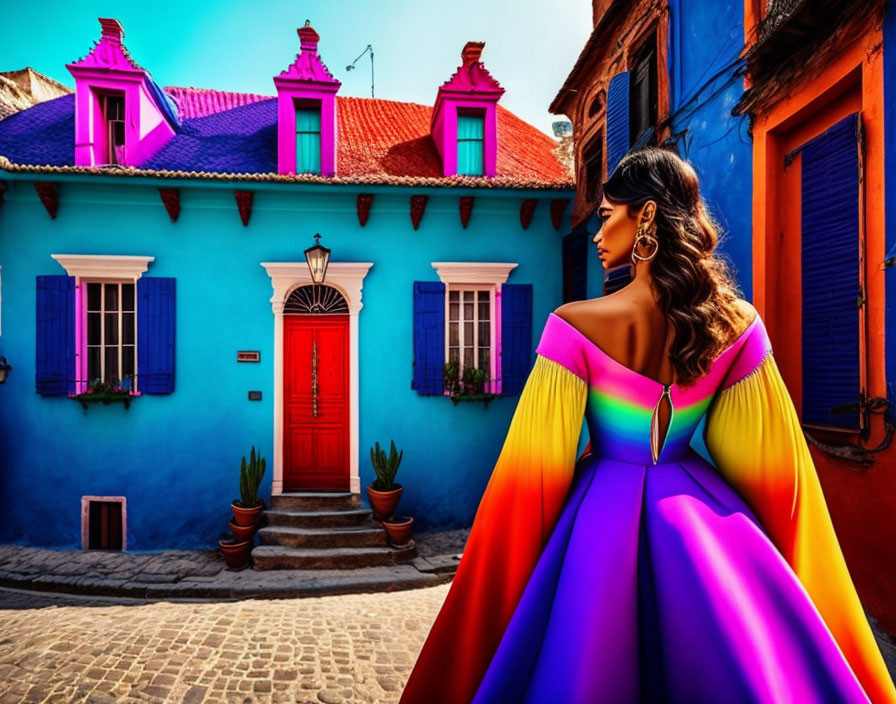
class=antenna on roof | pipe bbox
[346,44,374,98]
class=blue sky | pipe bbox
[3,0,593,136]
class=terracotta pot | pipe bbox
[231,499,264,527]
[382,515,414,547]
[218,536,251,569]
[367,484,403,521]
[228,520,257,543]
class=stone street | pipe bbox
[0,583,451,704]
[1,583,895,704]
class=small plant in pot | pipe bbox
[382,515,414,547]
[367,439,403,521]
[218,532,251,569]
[231,445,267,527]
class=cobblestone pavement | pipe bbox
[0,582,452,704]
[0,582,894,704]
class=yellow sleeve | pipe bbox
[400,353,587,704]
[705,350,896,704]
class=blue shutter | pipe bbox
[296,108,322,174]
[800,111,861,431]
[606,71,631,176]
[500,283,533,396]
[137,277,175,394]
[413,281,445,394]
[35,275,75,395]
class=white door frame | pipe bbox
[260,261,373,495]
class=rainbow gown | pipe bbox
[399,308,896,704]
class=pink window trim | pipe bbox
[440,284,503,397]
[71,278,142,397]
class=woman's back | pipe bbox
[553,292,757,456]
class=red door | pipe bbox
[283,314,350,490]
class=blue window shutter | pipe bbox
[412,281,445,394]
[296,107,322,174]
[35,275,75,395]
[606,71,631,176]
[800,111,861,431]
[137,277,176,394]
[500,283,533,396]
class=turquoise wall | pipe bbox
[0,177,573,550]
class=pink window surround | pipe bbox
[431,42,505,178]
[274,23,340,176]
[66,18,177,168]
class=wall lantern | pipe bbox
[304,232,331,285]
[0,356,11,384]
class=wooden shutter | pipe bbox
[799,111,863,431]
[35,275,75,395]
[500,283,533,396]
[412,281,445,394]
[606,71,631,176]
[137,277,176,394]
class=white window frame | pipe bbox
[431,262,518,396]
[51,254,154,395]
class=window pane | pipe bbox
[88,347,101,384]
[464,347,473,368]
[478,299,489,321]
[122,283,134,311]
[449,290,459,302]
[449,298,459,321]
[104,313,118,345]
[88,312,101,346]
[479,346,490,371]
[479,321,490,344]
[449,320,458,346]
[449,347,459,364]
[122,346,135,378]
[87,283,101,311]
[104,347,119,382]
[464,321,473,341]
[478,290,488,303]
[464,301,473,319]
[122,313,135,345]
[463,290,474,303]
[104,283,118,311]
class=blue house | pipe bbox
[0,18,577,552]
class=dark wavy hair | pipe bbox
[601,146,750,387]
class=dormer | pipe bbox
[431,42,505,178]
[65,18,179,168]
[274,22,341,177]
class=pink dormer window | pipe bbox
[66,18,179,168]
[431,42,505,178]
[274,22,340,177]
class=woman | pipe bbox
[399,147,896,704]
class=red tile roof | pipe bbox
[164,87,572,186]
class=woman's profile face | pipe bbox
[593,195,635,270]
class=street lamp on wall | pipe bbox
[0,357,11,384]
[304,232,331,285]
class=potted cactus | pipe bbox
[231,445,267,527]
[367,439,403,520]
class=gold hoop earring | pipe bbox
[631,223,659,264]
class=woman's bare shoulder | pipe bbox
[554,297,623,329]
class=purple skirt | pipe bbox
[471,451,872,704]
